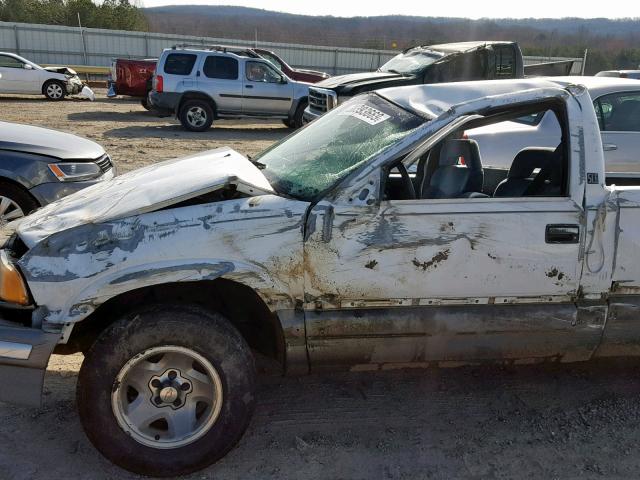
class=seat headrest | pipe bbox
[508,148,556,179]
[439,139,482,171]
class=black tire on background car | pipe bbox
[282,119,293,128]
[43,80,66,101]
[77,305,256,477]
[0,181,39,225]
[291,99,308,129]
[141,96,152,111]
[179,99,214,132]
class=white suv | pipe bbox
[0,52,86,100]
[148,45,311,131]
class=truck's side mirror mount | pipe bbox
[23,64,33,70]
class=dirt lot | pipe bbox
[2,91,640,480]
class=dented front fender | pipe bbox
[18,195,309,325]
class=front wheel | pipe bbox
[43,80,66,101]
[291,100,308,129]
[77,305,256,476]
[179,100,214,132]
[0,181,38,225]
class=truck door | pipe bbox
[197,55,242,114]
[303,92,601,368]
[593,91,640,174]
[242,60,293,115]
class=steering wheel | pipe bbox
[395,162,416,200]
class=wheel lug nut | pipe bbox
[168,370,177,380]
[151,379,162,388]
[180,382,190,391]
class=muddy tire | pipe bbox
[179,99,214,132]
[43,80,66,101]
[77,305,256,477]
[0,181,38,225]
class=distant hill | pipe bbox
[144,6,640,72]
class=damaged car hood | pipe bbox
[14,147,275,248]
[313,71,417,93]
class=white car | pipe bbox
[0,52,92,101]
[467,76,640,175]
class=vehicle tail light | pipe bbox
[154,75,163,93]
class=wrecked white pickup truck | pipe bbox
[1,78,639,476]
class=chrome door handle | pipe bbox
[603,143,618,151]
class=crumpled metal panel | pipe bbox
[14,147,274,248]
[19,194,309,325]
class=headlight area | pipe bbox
[48,162,102,182]
[0,250,30,306]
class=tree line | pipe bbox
[0,0,147,31]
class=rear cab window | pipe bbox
[163,53,197,75]
[203,56,238,80]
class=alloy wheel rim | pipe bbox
[111,345,223,449]
[186,106,207,127]
[0,196,25,225]
[47,84,63,99]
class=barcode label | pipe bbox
[339,103,390,125]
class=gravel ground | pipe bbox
[2,91,640,480]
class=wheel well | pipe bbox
[0,176,40,207]
[59,279,285,369]
[178,92,217,117]
[41,78,64,94]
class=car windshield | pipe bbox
[253,94,424,201]
[379,49,445,74]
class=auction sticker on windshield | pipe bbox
[338,103,391,125]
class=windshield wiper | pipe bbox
[250,158,266,169]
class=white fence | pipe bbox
[0,21,584,75]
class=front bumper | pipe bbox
[303,106,323,123]
[29,167,115,206]
[0,319,59,406]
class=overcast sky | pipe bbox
[140,0,639,19]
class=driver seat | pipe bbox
[420,139,484,199]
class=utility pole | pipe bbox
[581,49,588,76]
[254,28,258,48]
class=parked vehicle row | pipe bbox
[0,52,95,101]
[148,45,312,131]
[108,46,329,112]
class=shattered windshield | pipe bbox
[254,94,423,201]
[379,50,445,74]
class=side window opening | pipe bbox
[246,61,282,83]
[596,92,640,132]
[0,55,24,68]
[163,53,197,76]
[383,105,568,201]
[203,56,238,80]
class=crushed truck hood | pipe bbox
[14,147,275,248]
